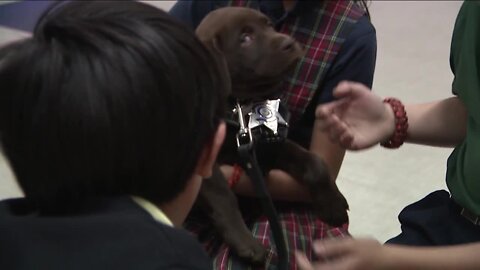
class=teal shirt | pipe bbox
[447,2,480,215]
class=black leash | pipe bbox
[235,102,288,270]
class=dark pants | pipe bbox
[386,190,480,246]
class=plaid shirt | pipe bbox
[179,0,367,269]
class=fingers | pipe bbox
[295,251,315,270]
[332,81,354,99]
[295,239,353,269]
[295,249,354,270]
[316,102,347,131]
[316,112,354,148]
[326,115,346,143]
[315,98,348,120]
[313,239,354,258]
[319,81,372,118]
[296,238,382,270]
[316,81,376,150]
[339,131,354,149]
[333,81,371,99]
[315,82,356,121]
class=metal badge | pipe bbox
[247,99,288,135]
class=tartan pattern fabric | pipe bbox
[230,0,365,122]
[186,205,349,270]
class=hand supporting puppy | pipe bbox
[315,81,395,151]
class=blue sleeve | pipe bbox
[0,1,55,32]
[169,0,216,30]
[318,15,377,104]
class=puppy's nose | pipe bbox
[280,37,295,52]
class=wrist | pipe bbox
[228,164,242,188]
[221,165,251,194]
[380,98,408,148]
[380,245,402,270]
[383,102,396,139]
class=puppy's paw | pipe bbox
[234,239,268,264]
[312,191,349,227]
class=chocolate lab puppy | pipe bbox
[194,7,349,263]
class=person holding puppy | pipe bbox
[296,2,480,269]
[170,0,376,269]
[0,1,227,269]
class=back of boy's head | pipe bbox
[0,1,227,213]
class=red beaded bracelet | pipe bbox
[228,164,243,188]
[380,97,409,149]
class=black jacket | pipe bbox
[0,196,211,270]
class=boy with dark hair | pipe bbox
[0,1,227,269]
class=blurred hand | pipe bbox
[295,238,386,270]
[315,81,395,150]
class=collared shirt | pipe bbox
[131,196,173,227]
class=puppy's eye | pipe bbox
[240,33,253,45]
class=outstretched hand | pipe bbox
[295,238,387,270]
[315,81,395,150]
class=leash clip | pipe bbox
[235,101,253,149]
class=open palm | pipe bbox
[315,81,394,150]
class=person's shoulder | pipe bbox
[126,200,210,268]
[349,15,376,40]
[169,0,223,29]
[339,14,376,56]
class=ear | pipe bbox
[201,35,225,66]
[194,121,226,178]
[209,35,223,53]
[204,36,232,97]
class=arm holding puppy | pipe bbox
[219,118,346,203]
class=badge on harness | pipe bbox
[235,99,289,146]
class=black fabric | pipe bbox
[0,196,211,270]
[386,190,480,246]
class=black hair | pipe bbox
[0,1,227,214]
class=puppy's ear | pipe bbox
[202,36,231,96]
[199,35,223,56]
[209,36,223,53]
[196,14,231,95]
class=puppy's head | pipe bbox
[196,7,304,100]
